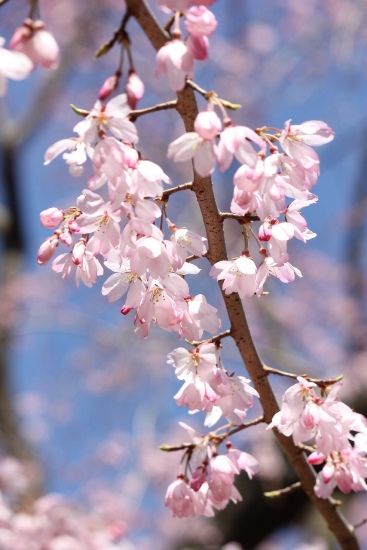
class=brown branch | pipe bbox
[263,365,344,387]
[186,79,241,110]
[126,1,359,548]
[161,181,193,197]
[220,212,260,222]
[129,99,178,122]
[187,329,232,347]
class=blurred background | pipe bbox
[1,0,367,548]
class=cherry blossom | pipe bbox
[9,19,59,70]
[0,37,33,95]
[210,255,259,298]
[155,39,194,91]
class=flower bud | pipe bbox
[322,462,335,484]
[40,207,64,228]
[258,222,272,241]
[186,34,209,61]
[59,231,72,246]
[10,19,59,70]
[194,110,221,140]
[126,70,144,109]
[185,6,217,38]
[72,239,86,265]
[190,466,206,492]
[98,72,121,101]
[37,235,59,265]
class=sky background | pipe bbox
[1,1,367,548]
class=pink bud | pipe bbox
[37,235,58,265]
[258,222,272,241]
[194,110,222,140]
[185,6,217,38]
[72,239,86,265]
[186,34,209,61]
[126,71,144,109]
[322,462,335,484]
[31,21,59,69]
[301,402,320,430]
[98,72,121,101]
[68,220,80,233]
[10,19,59,70]
[190,467,206,492]
[40,207,64,228]
[307,452,325,465]
[59,231,72,246]
[335,468,353,493]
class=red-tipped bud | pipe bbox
[126,70,144,109]
[37,235,59,265]
[98,72,121,101]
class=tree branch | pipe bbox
[126,1,360,548]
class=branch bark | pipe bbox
[125,1,359,548]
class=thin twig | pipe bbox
[129,99,178,122]
[354,519,367,530]
[160,442,195,452]
[225,415,265,437]
[219,212,260,222]
[161,181,193,198]
[95,10,131,58]
[186,80,241,110]
[187,329,232,347]
[297,443,316,453]
[264,481,302,499]
[263,365,343,387]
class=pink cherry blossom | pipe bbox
[165,478,199,518]
[210,255,259,298]
[9,19,59,70]
[194,109,222,140]
[74,94,137,144]
[167,131,217,177]
[155,39,194,91]
[0,37,33,95]
[217,124,266,172]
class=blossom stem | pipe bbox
[225,415,265,438]
[264,481,302,499]
[186,79,241,110]
[95,10,132,58]
[263,365,343,387]
[187,329,232,347]
[161,181,193,198]
[129,100,178,122]
[160,442,195,452]
[219,212,260,222]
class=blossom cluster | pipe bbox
[156,0,218,91]
[269,377,367,498]
[0,19,59,95]
[170,107,334,295]
[165,423,259,518]
[167,342,259,426]
[38,93,222,341]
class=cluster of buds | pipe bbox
[165,423,259,518]
[156,0,218,90]
[269,377,367,498]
